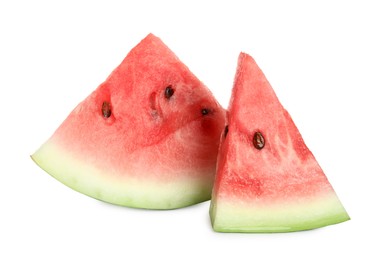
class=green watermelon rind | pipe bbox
[209,195,350,233]
[31,141,212,209]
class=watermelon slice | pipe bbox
[32,34,225,209]
[209,53,350,232]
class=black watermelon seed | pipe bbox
[253,131,265,150]
[224,125,229,138]
[102,101,111,118]
[164,85,174,99]
[201,108,209,116]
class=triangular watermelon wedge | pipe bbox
[32,34,225,209]
[209,53,350,232]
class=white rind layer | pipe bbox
[32,141,213,209]
[210,194,350,232]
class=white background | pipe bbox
[1,1,376,259]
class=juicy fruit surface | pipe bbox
[210,53,349,232]
[32,34,225,209]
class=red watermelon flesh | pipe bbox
[31,34,226,209]
[209,53,349,232]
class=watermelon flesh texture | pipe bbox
[209,53,350,232]
[32,34,226,209]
